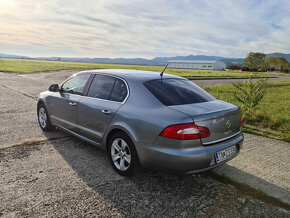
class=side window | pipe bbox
[61,74,90,95]
[110,79,128,102]
[87,75,116,100]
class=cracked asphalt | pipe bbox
[0,71,289,217]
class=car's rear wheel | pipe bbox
[108,132,138,176]
[37,103,53,131]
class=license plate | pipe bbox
[215,146,237,164]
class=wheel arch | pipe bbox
[105,127,136,152]
[37,99,45,109]
[105,127,141,169]
[37,96,50,108]
[37,98,52,121]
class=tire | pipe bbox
[108,132,139,177]
[37,103,54,131]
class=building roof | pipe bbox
[166,60,220,64]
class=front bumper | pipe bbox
[137,133,244,175]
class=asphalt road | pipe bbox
[1,138,288,217]
[0,71,289,217]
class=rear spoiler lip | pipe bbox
[191,107,240,122]
[202,130,242,146]
[168,100,241,122]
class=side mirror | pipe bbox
[48,84,59,92]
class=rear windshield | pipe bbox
[144,79,215,106]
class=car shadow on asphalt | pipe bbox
[48,135,289,216]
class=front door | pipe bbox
[48,73,91,131]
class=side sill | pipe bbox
[54,124,103,149]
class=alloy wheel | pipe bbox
[111,138,131,171]
[38,107,47,128]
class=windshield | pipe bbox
[144,78,215,106]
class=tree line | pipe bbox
[227,52,289,72]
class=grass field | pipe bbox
[0,58,277,78]
[205,81,290,142]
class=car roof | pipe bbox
[76,69,183,82]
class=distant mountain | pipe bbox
[151,55,244,65]
[36,57,154,65]
[266,53,290,61]
[1,52,289,65]
[0,53,29,59]
[152,55,225,63]
[38,55,244,66]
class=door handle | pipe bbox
[69,102,77,106]
[102,109,112,115]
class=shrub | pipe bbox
[232,77,267,116]
[226,64,242,71]
[241,66,250,71]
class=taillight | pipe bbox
[160,123,210,140]
[239,117,243,127]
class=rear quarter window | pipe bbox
[144,79,215,106]
[110,79,128,102]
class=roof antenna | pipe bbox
[160,62,169,78]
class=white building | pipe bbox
[167,60,226,70]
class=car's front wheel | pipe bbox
[37,103,53,131]
[109,132,139,176]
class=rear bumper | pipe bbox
[137,133,244,175]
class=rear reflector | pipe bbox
[160,123,210,140]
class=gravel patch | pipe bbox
[0,84,66,149]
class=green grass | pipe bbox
[242,124,289,142]
[0,58,276,78]
[205,81,290,142]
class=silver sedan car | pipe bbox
[37,69,243,176]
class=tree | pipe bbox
[287,62,290,73]
[262,56,278,71]
[243,52,265,71]
[276,57,288,72]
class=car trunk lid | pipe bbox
[169,100,241,145]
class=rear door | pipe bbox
[48,73,91,131]
[77,74,128,143]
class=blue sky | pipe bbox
[0,0,289,58]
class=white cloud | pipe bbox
[0,0,289,58]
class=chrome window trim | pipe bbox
[59,72,130,104]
